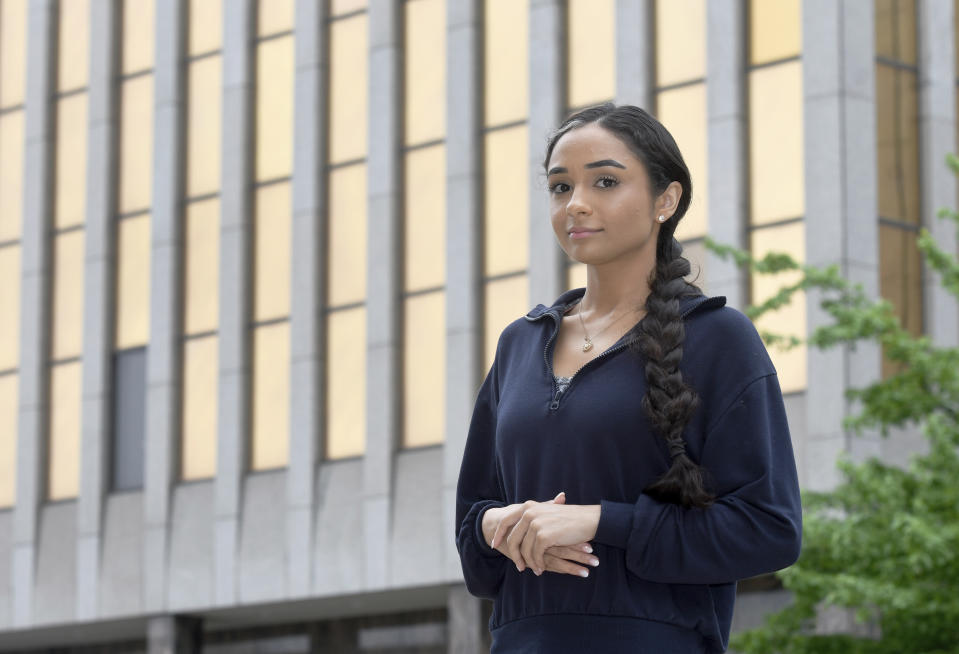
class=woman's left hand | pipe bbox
[491,492,601,576]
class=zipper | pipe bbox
[530,295,717,412]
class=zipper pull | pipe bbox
[550,386,566,410]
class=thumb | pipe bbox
[550,491,566,505]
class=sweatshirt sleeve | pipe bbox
[454,361,509,600]
[592,372,802,585]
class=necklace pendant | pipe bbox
[582,340,593,352]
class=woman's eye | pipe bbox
[549,182,570,194]
[597,176,618,189]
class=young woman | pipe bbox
[454,103,802,653]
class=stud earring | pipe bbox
[657,215,666,223]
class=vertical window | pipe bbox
[747,0,807,394]
[325,0,368,460]
[402,0,446,448]
[48,0,91,501]
[111,0,155,492]
[0,0,27,508]
[250,0,294,470]
[654,0,708,281]
[875,0,922,380]
[564,0,615,290]
[181,0,222,480]
[483,0,530,370]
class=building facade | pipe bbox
[0,0,956,651]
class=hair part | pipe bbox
[542,102,714,509]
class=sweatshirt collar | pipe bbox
[524,287,726,322]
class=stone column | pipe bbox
[364,0,402,590]
[215,0,255,605]
[143,0,186,612]
[918,0,958,349]
[12,0,56,628]
[76,0,119,621]
[705,0,748,307]
[614,0,653,109]
[442,0,482,582]
[528,0,566,306]
[802,0,882,485]
[287,0,330,598]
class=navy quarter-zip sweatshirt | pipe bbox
[455,287,802,653]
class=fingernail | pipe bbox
[583,545,592,553]
[516,564,521,572]
[579,569,589,578]
[589,558,599,566]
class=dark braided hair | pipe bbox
[542,102,714,508]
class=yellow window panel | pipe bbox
[181,335,217,480]
[655,0,705,86]
[749,0,801,65]
[253,182,292,321]
[879,224,922,379]
[657,84,707,240]
[256,35,294,181]
[0,373,16,507]
[404,145,446,292]
[875,65,920,225]
[0,246,20,369]
[0,0,27,107]
[54,94,88,230]
[404,0,445,144]
[184,198,220,335]
[326,307,366,459]
[118,75,154,214]
[0,112,25,240]
[48,360,81,501]
[251,321,290,470]
[115,215,151,350]
[875,0,916,65]
[483,0,529,126]
[748,60,804,226]
[484,275,528,373]
[257,0,293,36]
[330,0,366,15]
[329,14,368,164]
[189,0,222,56]
[403,291,445,448]
[750,222,807,394]
[567,0,615,109]
[51,230,85,360]
[121,0,155,74]
[328,164,367,306]
[58,0,90,91]
[484,126,529,276]
[186,55,222,197]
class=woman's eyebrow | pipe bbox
[547,159,626,175]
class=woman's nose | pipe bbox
[567,189,590,215]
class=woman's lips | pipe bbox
[569,229,601,239]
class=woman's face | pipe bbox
[546,123,680,266]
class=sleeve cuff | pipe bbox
[592,499,634,549]
[474,502,506,558]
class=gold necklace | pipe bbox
[573,302,639,352]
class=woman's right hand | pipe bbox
[482,492,599,578]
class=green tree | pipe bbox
[704,154,959,654]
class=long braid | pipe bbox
[628,237,714,508]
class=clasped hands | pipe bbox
[481,491,602,578]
